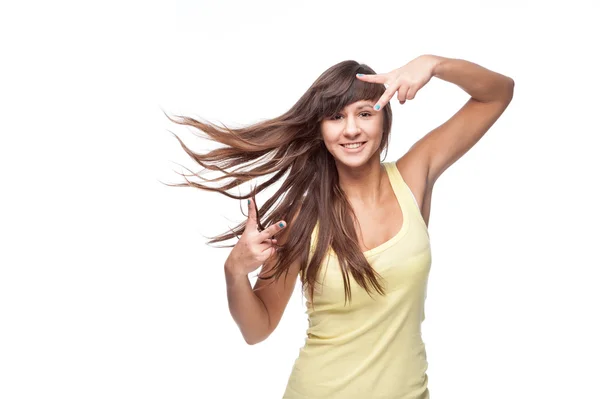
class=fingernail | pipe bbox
[279,222,285,228]
[357,73,364,77]
[247,199,250,205]
[374,104,380,110]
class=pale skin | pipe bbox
[226,54,514,344]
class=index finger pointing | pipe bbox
[373,86,397,111]
[356,73,387,84]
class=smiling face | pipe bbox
[320,100,385,168]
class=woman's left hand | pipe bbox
[356,54,442,110]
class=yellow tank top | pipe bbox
[283,162,432,399]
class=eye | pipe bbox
[329,112,371,121]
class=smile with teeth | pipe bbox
[341,142,366,149]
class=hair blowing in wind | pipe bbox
[163,60,393,306]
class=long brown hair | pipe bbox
[163,60,393,306]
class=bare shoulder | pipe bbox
[395,145,429,204]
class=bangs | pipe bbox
[317,70,386,121]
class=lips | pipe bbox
[341,141,366,148]
[340,141,367,153]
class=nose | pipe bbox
[343,114,361,136]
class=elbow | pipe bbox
[505,77,515,97]
[244,335,260,345]
[240,305,274,345]
[243,329,271,346]
[244,335,265,346]
[496,78,514,104]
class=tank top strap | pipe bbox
[383,161,429,237]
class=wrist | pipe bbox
[424,54,447,78]
[224,261,246,279]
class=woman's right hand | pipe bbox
[224,198,286,276]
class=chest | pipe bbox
[351,192,405,253]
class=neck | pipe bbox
[335,157,385,206]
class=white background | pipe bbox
[1,1,599,398]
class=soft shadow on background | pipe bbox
[1,1,598,398]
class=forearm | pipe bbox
[224,264,271,345]
[428,55,514,103]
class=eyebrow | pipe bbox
[337,103,375,113]
[356,104,373,111]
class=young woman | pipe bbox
[167,54,514,398]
